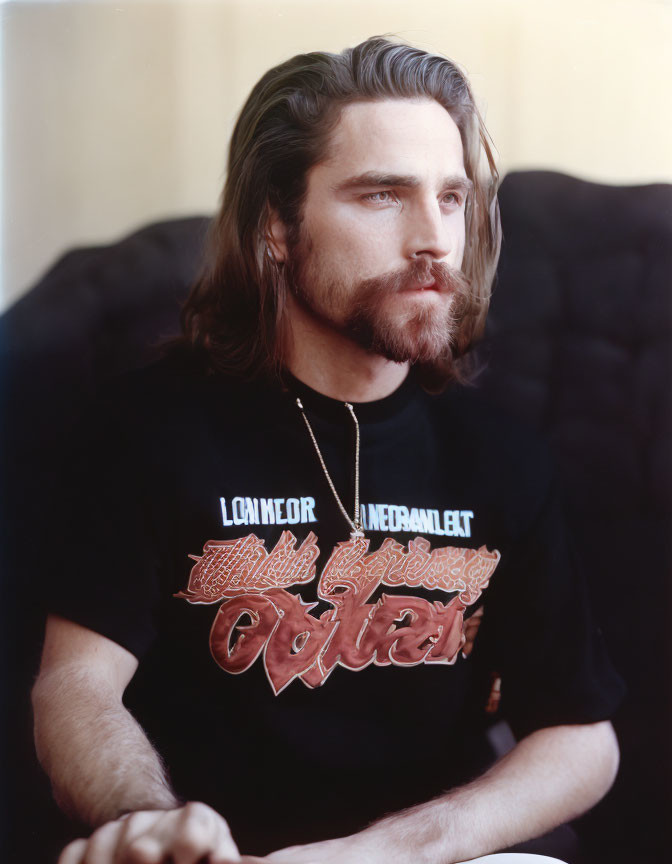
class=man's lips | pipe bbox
[401,280,441,292]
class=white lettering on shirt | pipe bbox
[220,497,472,536]
[360,503,474,538]
[220,497,318,527]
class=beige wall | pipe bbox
[2,0,671,311]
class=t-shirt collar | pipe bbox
[280,368,420,425]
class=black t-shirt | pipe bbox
[44,348,624,853]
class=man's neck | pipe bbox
[285,304,409,403]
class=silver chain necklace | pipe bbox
[295,397,364,539]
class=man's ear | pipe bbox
[266,210,288,263]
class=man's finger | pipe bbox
[119,809,163,843]
[172,802,240,864]
[58,838,87,864]
[122,835,165,863]
[81,821,121,863]
[211,817,243,864]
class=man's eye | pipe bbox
[363,191,397,204]
[442,192,463,207]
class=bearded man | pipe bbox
[32,37,624,864]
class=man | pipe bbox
[33,37,624,864]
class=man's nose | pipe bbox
[403,198,452,261]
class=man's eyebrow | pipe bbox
[333,172,474,194]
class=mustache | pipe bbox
[358,259,470,297]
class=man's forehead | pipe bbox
[318,97,466,180]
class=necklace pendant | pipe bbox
[350,527,365,540]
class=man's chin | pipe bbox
[373,339,453,365]
[347,318,455,364]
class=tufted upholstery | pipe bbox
[1,172,670,862]
[0,217,209,861]
[479,171,672,864]
[483,171,671,513]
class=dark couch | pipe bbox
[1,171,670,862]
[480,171,672,863]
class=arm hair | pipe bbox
[369,720,620,862]
[32,616,178,826]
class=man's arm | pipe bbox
[266,720,620,864]
[32,615,242,864]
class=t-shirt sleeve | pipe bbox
[39,386,160,659]
[475,460,626,739]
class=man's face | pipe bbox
[282,98,472,363]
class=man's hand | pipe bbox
[58,802,243,864]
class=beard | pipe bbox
[286,249,471,364]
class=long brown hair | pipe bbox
[180,36,501,388]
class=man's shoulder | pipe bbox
[95,346,246,419]
[101,345,206,397]
[427,383,548,457]
[423,382,554,500]
[88,347,288,460]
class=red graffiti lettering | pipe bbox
[317,535,499,602]
[210,594,279,674]
[181,532,500,693]
[176,531,319,603]
[262,589,338,694]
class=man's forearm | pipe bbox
[32,663,178,827]
[366,720,620,864]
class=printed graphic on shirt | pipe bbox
[220,496,474,537]
[220,496,317,527]
[176,532,500,695]
[361,504,473,537]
